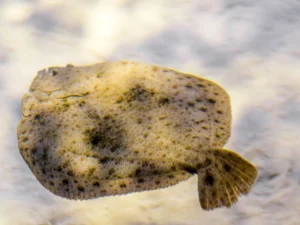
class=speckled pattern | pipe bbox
[1,1,300,225]
[17,61,257,211]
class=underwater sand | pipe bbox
[0,1,300,224]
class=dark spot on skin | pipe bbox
[159,116,166,120]
[93,181,100,187]
[217,110,223,114]
[212,190,217,197]
[215,134,221,138]
[104,115,115,121]
[32,148,37,155]
[126,85,154,102]
[137,178,145,183]
[79,101,86,107]
[152,170,159,175]
[196,98,202,102]
[168,174,174,179]
[155,180,161,185]
[52,70,58,76]
[86,115,124,153]
[110,145,119,153]
[185,83,193,89]
[158,97,170,106]
[87,111,101,120]
[23,137,29,142]
[62,179,68,185]
[62,160,70,168]
[78,186,85,192]
[96,72,102,78]
[41,148,48,161]
[67,171,74,176]
[187,101,195,107]
[120,183,127,188]
[87,167,96,177]
[108,168,115,176]
[90,132,101,146]
[34,114,45,125]
[182,164,197,174]
[62,102,70,109]
[224,164,231,172]
[42,168,46,174]
[200,107,207,112]
[149,163,155,169]
[197,83,205,88]
[142,162,149,167]
[214,119,220,123]
[207,98,217,104]
[100,189,107,194]
[116,96,124,103]
[204,174,214,186]
[56,166,62,172]
[100,157,111,164]
[135,168,141,176]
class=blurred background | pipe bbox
[0,0,300,224]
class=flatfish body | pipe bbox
[17,61,257,210]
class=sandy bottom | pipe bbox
[0,1,300,225]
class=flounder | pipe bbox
[17,61,257,210]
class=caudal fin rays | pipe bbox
[198,148,258,210]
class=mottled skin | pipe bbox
[17,61,257,210]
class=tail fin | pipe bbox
[197,148,258,210]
